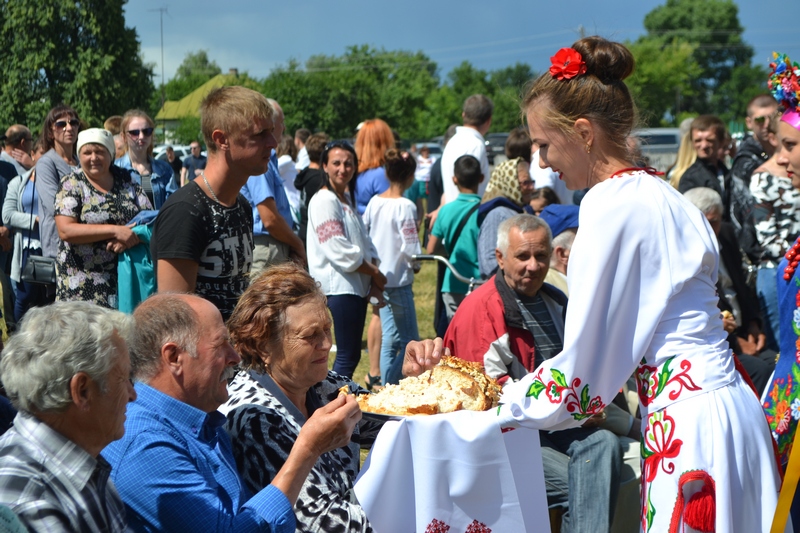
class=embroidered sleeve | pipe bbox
[308,192,366,272]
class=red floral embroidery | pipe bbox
[526,367,605,421]
[640,410,684,532]
[465,520,491,533]
[635,357,701,406]
[549,48,587,80]
[316,219,345,244]
[425,519,450,533]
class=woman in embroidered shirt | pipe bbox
[483,37,782,532]
[306,141,386,378]
[221,263,378,533]
[114,109,176,209]
[54,128,152,309]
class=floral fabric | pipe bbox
[54,167,151,308]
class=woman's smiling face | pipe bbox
[526,101,586,191]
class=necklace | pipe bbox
[201,171,221,204]
[783,237,800,280]
[609,166,664,179]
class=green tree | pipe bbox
[488,63,537,132]
[642,0,756,117]
[626,37,701,126]
[151,50,222,113]
[263,46,438,140]
[0,0,154,131]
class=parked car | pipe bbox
[631,128,681,174]
[414,142,443,161]
[484,132,509,164]
[152,144,206,162]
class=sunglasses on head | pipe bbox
[324,140,354,152]
[128,128,154,138]
[54,119,80,129]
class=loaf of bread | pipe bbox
[354,356,501,416]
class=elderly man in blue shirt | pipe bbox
[241,99,306,274]
[104,293,360,532]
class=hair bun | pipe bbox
[572,36,635,83]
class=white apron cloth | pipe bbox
[354,410,549,532]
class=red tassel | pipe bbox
[683,481,715,532]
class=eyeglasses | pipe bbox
[54,119,80,129]
[753,116,770,125]
[127,128,154,138]
[518,179,535,188]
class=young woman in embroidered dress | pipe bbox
[765,52,800,532]
[488,37,783,532]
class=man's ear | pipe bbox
[495,248,505,271]
[162,342,183,376]
[69,372,93,410]
[211,129,229,152]
[479,173,485,184]
[573,118,594,147]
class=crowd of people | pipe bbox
[0,35,796,532]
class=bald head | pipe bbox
[4,125,32,151]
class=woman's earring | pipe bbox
[585,143,592,154]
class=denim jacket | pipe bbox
[114,154,177,209]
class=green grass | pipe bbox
[327,253,439,388]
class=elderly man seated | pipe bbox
[103,293,361,532]
[443,214,622,533]
[0,301,136,532]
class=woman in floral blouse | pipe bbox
[54,128,152,308]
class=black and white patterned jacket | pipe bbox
[220,370,380,533]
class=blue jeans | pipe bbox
[380,285,420,385]
[540,427,622,533]
[757,265,780,352]
[327,294,368,378]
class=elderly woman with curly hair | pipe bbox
[220,263,381,533]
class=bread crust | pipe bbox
[356,356,501,416]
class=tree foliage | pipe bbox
[150,50,222,113]
[641,0,762,122]
[0,0,154,132]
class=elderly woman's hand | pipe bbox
[113,226,140,250]
[402,338,445,377]
[296,394,362,456]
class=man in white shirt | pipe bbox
[439,94,493,206]
[294,128,311,170]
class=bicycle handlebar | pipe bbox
[412,254,485,288]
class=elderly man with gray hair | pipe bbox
[0,301,136,532]
[442,213,622,532]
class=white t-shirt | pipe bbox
[440,127,490,205]
[531,150,575,205]
[295,146,310,171]
[363,196,421,288]
[277,154,300,223]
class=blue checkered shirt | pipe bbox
[103,383,294,532]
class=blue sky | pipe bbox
[124,0,799,85]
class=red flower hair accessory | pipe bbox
[549,48,587,80]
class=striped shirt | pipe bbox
[0,412,127,532]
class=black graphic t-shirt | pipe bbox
[151,181,253,319]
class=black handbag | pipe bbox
[19,172,56,286]
[21,255,56,285]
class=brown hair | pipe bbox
[41,104,80,153]
[505,128,532,162]
[690,115,726,142]
[200,86,274,154]
[384,148,417,184]
[522,36,636,155]
[120,109,156,158]
[463,94,494,126]
[747,94,778,116]
[103,115,123,135]
[355,118,395,173]
[305,132,330,165]
[276,133,297,161]
[228,263,326,373]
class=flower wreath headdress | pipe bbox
[769,52,800,130]
[549,48,587,80]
